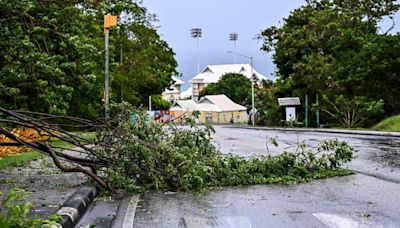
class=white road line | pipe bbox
[313,213,383,228]
[183,216,252,228]
[122,195,140,228]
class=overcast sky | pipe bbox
[143,0,399,90]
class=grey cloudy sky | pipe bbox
[143,0,399,90]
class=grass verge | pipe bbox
[372,115,400,132]
[0,132,95,170]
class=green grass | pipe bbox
[0,151,43,170]
[372,115,400,132]
[0,132,96,170]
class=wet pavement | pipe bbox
[212,126,400,183]
[133,174,400,227]
[78,126,400,227]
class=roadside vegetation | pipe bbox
[0,133,95,170]
[0,106,356,193]
[198,0,400,129]
[0,188,60,227]
[104,110,355,193]
[372,115,400,132]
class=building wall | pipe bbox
[170,110,248,125]
[199,111,248,124]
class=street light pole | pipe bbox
[191,28,202,74]
[229,33,238,64]
[250,56,255,126]
[227,51,255,126]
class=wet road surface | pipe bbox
[78,127,400,227]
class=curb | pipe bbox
[56,186,97,228]
[227,126,400,138]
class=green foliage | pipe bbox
[0,188,61,227]
[151,95,171,110]
[199,73,252,108]
[99,109,355,193]
[322,95,384,128]
[0,0,177,118]
[259,0,400,122]
[255,86,282,126]
[372,115,400,132]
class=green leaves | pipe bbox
[259,0,400,125]
[199,73,252,109]
[100,109,355,193]
[0,188,61,227]
[0,0,177,118]
[322,95,384,128]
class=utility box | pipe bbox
[278,97,301,122]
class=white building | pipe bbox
[186,64,268,101]
[162,76,184,103]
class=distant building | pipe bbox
[170,94,248,124]
[162,76,184,103]
[189,64,268,101]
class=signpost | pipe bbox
[104,15,117,119]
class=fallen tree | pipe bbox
[0,104,356,193]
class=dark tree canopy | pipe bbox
[0,0,177,118]
[199,73,252,109]
[259,0,400,122]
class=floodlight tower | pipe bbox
[191,28,202,74]
[229,33,238,64]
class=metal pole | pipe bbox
[149,96,152,112]
[234,40,237,64]
[196,36,200,74]
[251,57,255,126]
[226,51,255,126]
[316,94,320,127]
[229,33,238,64]
[104,31,110,119]
[305,94,309,127]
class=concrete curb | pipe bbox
[227,126,400,137]
[56,186,97,228]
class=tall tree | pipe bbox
[0,0,177,118]
[260,0,400,120]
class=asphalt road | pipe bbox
[77,126,400,228]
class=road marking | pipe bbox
[122,195,140,228]
[183,216,252,228]
[313,213,383,228]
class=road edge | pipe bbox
[227,126,400,137]
[56,186,97,228]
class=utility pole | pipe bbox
[103,15,117,119]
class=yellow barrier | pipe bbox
[0,128,52,157]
